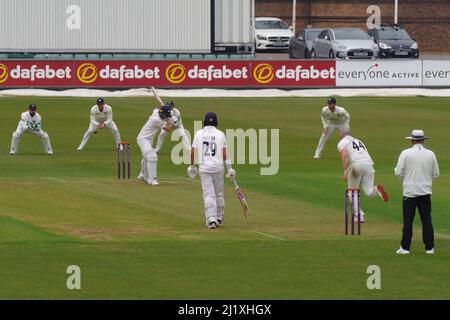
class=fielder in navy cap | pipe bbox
[313,97,351,159]
[77,98,122,150]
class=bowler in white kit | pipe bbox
[314,97,350,159]
[189,112,235,229]
[155,100,191,154]
[338,130,389,221]
[10,104,53,155]
[78,98,122,150]
[137,105,174,186]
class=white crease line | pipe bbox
[436,233,450,240]
[253,231,287,241]
[158,180,182,185]
[178,176,201,183]
[47,177,67,183]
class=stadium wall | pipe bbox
[0,0,212,53]
[256,0,450,54]
[0,0,254,54]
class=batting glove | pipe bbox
[187,165,198,179]
[227,168,236,179]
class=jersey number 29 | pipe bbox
[203,141,217,156]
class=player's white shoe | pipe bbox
[208,221,217,229]
[151,180,160,186]
[138,174,148,183]
[354,214,365,223]
[313,155,320,159]
[77,146,83,151]
[217,219,223,227]
[9,152,15,155]
[396,247,410,255]
[426,248,435,254]
[48,151,53,155]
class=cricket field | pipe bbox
[0,96,449,299]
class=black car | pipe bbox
[367,26,419,59]
[289,28,323,59]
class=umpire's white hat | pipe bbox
[405,129,429,140]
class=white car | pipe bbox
[255,17,294,51]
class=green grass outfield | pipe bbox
[0,96,449,299]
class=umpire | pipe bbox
[394,130,439,255]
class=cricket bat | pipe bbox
[150,86,164,106]
[231,177,249,219]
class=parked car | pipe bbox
[312,28,379,59]
[367,26,419,59]
[254,17,294,51]
[289,28,323,59]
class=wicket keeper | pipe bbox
[10,104,53,155]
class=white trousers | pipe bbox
[137,138,158,183]
[347,163,379,217]
[347,163,378,197]
[155,124,191,153]
[79,121,121,149]
[10,124,53,154]
[314,123,350,157]
[199,170,225,226]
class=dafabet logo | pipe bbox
[165,63,187,84]
[76,63,98,84]
[165,63,248,84]
[0,64,9,84]
[253,63,274,84]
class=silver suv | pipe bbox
[312,28,379,59]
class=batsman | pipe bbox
[188,112,235,229]
[137,105,174,185]
[155,100,191,155]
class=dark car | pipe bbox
[368,26,419,59]
[289,28,323,59]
